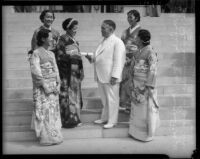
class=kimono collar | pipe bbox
[129,24,140,34]
[42,25,52,31]
[66,33,77,44]
[139,45,151,53]
[38,46,49,53]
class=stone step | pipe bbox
[5,23,195,36]
[5,12,194,18]
[3,107,195,127]
[3,88,195,111]
[6,16,194,27]
[4,118,194,132]
[4,39,194,54]
[3,38,195,55]
[4,53,195,76]
[4,62,196,82]
[4,67,195,85]
[4,68,195,80]
[5,51,195,61]
[4,63,195,76]
[6,50,195,67]
[5,18,194,33]
[5,32,194,46]
[3,87,195,111]
[3,120,195,141]
[4,82,195,97]
[4,87,195,107]
[84,95,195,108]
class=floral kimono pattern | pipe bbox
[129,45,160,142]
[120,26,141,111]
[29,47,63,145]
[56,34,84,128]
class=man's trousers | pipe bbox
[98,82,120,124]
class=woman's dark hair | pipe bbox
[62,18,78,31]
[138,29,151,46]
[103,20,116,30]
[39,10,55,23]
[36,29,51,46]
[127,9,141,22]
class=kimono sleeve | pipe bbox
[121,30,126,43]
[56,36,66,59]
[29,51,44,87]
[31,30,38,50]
[146,50,158,88]
[51,52,60,84]
[55,30,60,44]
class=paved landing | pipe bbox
[3,135,195,158]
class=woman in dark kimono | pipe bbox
[120,9,141,113]
[29,29,63,145]
[129,29,160,142]
[31,10,60,52]
[56,18,84,128]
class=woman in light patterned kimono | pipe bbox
[56,18,84,128]
[29,29,63,146]
[31,10,60,53]
[129,29,160,142]
[120,9,141,113]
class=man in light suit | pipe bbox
[86,20,126,128]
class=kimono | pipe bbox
[129,45,160,142]
[29,47,63,145]
[31,25,60,52]
[56,33,84,128]
[120,25,141,111]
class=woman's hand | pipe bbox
[43,83,52,94]
[71,64,79,71]
[35,110,44,122]
[85,54,93,63]
[125,57,132,66]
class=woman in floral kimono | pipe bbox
[31,10,60,52]
[29,29,63,146]
[129,29,160,142]
[120,9,141,113]
[56,18,84,128]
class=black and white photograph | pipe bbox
[2,1,196,158]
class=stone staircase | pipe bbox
[3,8,195,141]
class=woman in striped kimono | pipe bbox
[31,10,60,53]
[129,29,160,142]
[120,9,141,113]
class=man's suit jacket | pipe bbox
[93,34,126,83]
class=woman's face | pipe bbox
[127,13,137,27]
[43,12,54,27]
[43,32,53,47]
[135,35,142,47]
[68,24,78,37]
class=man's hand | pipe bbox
[110,77,118,85]
[85,54,93,63]
[125,57,132,66]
